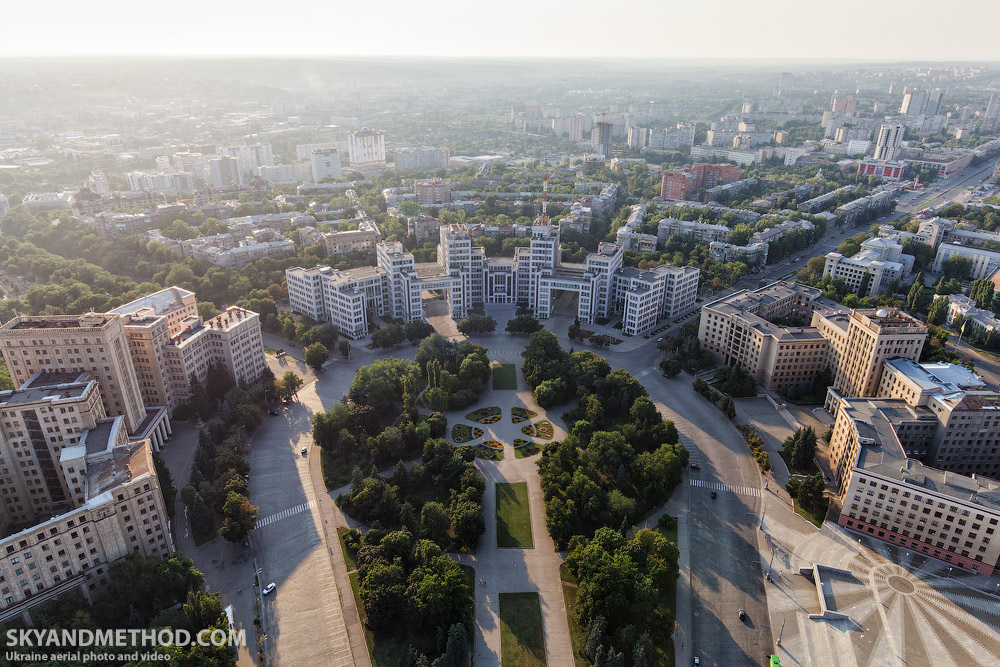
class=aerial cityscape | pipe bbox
[3,5,1000,667]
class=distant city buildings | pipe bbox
[310,148,343,182]
[217,143,274,180]
[660,164,741,200]
[873,123,905,161]
[348,128,386,171]
[592,122,613,157]
[394,147,451,170]
[413,178,451,205]
[298,220,381,256]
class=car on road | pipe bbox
[263,583,276,595]
[657,337,664,342]
[738,608,746,621]
[693,658,700,666]
[690,463,701,470]
[711,490,717,499]
[301,447,307,456]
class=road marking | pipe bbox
[690,479,761,498]
[255,500,317,528]
[488,347,524,356]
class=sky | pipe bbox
[3,0,999,61]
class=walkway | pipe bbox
[448,355,575,667]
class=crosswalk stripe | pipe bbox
[255,500,316,529]
[690,479,761,498]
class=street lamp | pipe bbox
[776,609,787,647]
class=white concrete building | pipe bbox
[217,144,274,180]
[298,220,381,256]
[180,229,295,269]
[874,123,905,161]
[257,163,311,185]
[823,237,914,297]
[932,243,1000,280]
[310,148,343,181]
[348,129,386,171]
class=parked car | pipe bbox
[301,447,307,456]
[711,490,717,499]
[738,608,746,621]
[690,463,701,471]
[263,583,276,595]
[693,658,700,666]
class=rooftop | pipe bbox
[885,358,985,393]
[0,378,95,407]
[2,314,114,331]
[109,286,194,318]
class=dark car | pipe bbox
[690,463,701,471]
[711,490,717,499]
[739,609,746,621]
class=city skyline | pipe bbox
[4,0,1000,60]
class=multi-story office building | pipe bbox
[298,221,381,256]
[347,129,386,171]
[0,414,172,623]
[0,315,148,434]
[414,178,451,205]
[822,237,914,297]
[932,243,1000,280]
[830,396,1000,574]
[817,307,927,402]
[289,223,698,338]
[874,123,905,161]
[310,148,343,182]
[698,282,835,393]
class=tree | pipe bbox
[183,590,226,630]
[568,317,582,341]
[588,334,611,349]
[372,323,406,349]
[189,493,213,536]
[457,313,497,336]
[506,314,542,334]
[276,371,303,401]
[941,255,973,280]
[791,427,817,470]
[339,339,351,358]
[659,358,682,377]
[405,320,435,343]
[188,372,210,419]
[305,342,329,372]
[219,492,258,542]
[907,273,928,312]
[449,498,485,549]
[421,501,451,545]
[927,296,949,325]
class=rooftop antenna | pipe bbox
[541,174,550,225]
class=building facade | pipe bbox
[347,129,386,171]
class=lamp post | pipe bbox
[776,609,787,647]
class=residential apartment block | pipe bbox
[178,229,295,269]
[660,163,741,200]
[830,396,1000,574]
[347,128,386,171]
[310,148,343,182]
[656,218,731,245]
[932,243,1000,280]
[414,178,451,205]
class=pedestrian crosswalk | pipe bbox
[255,500,316,529]
[690,479,761,498]
[487,347,525,357]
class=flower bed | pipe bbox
[534,420,554,440]
[515,443,542,459]
[521,424,536,437]
[466,406,501,423]
[482,439,503,450]
[512,438,534,448]
[511,407,537,424]
[474,444,503,461]
[452,423,484,444]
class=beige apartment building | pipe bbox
[0,417,172,624]
[830,397,1000,574]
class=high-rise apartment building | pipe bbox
[660,163,741,200]
[310,149,343,182]
[592,122,613,157]
[208,156,241,187]
[394,147,451,170]
[831,96,857,114]
[347,129,386,171]
[627,126,648,150]
[216,144,274,180]
[413,178,451,205]
[873,123,905,161]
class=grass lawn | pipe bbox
[337,527,357,571]
[560,563,588,667]
[792,497,828,528]
[467,406,502,423]
[474,444,504,461]
[514,441,542,458]
[496,482,533,548]
[499,593,546,667]
[778,449,820,477]
[452,423,484,444]
[493,364,517,390]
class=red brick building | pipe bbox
[660,163,741,200]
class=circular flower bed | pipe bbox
[466,407,501,423]
[511,407,538,424]
[452,423,484,444]
[535,420,554,440]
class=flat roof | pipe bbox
[885,358,985,392]
[109,286,194,317]
[3,315,114,331]
[0,380,94,407]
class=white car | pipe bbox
[262,582,276,595]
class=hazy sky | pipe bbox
[4,0,999,61]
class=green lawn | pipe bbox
[493,364,517,390]
[496,482,533,548]
[778,449,820,477]
[499,593,546,667]
[793,496,828,528]
[337,527,357,571]
[559,564,588,666]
